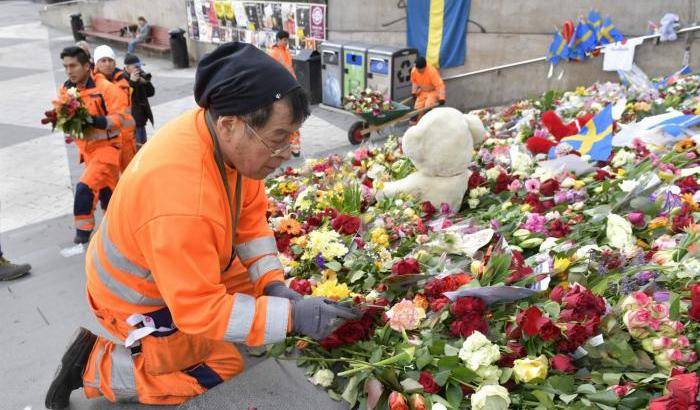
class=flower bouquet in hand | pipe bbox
[42,87,91,141]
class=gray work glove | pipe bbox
[291,297,362,340]
[264,281,302,301]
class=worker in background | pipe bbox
[50,47,128,244]
[269,30,301,157]
[410,56,445,123]
[123,53,154,150]
[93,45,137,171]
[45,42,359,409]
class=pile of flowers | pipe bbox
[344,88,395,116]
[265,73,700,409]
[41,87,91,140]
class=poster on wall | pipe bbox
[187,0,327,50]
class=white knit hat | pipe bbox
[93,45,116,62]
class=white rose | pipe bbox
[461,330,490,352]
[539,237,559,252]
[468,198,480,209]
[561,177,576,188]
[471,384,511,410]
[485,166,502,181]
[309,369,334,387]
[611,149,636,168]
[606,213,635,250]
[475,364,502,384]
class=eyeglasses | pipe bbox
[244,122,292,158]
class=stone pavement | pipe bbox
[0,1,397,409]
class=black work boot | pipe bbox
[45,328,98,409]
[0,256,31,281]
[73,229,91,245]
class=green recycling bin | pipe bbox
[342,43,370,98]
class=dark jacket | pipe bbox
[127,73,154,127]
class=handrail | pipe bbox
[443,24,700,81]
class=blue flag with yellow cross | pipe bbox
[406,0,471,68]
[549,104,614,161]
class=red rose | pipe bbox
[561,284,606,321]
[289,278,312,295]
[595,170,612,181]
[319,313,376,350]
[677,176,699,194]
[421,201,437,219]
[450,296,487,317]
[548,219,570,238]
[418,371,441,394]
[389,391,409,410]
[498,341,526,367]
[516,306,544,336]
[494,172,514,194]
[450,315,488,338]
[430,297,450,312]
[391,258,421,276]
[690,284,700,322]
[537,317,562,341]
[505,323,522,340]
[649,395,695,410]
[672,213,693,234]
[525,136,557,155]
[556,324,589,353]
[667,372,700,405]
[275,234,291,253]
[331,214,361,235]
[550,285,566,303]
[550,354,576,373]
[468,172,487,190]
[539,178,560,196]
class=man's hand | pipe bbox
[41,109,57,129]
[131,70,141,82]
[291,297,361,340]
[264,281,302,301]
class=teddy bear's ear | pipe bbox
[464,114,486,147]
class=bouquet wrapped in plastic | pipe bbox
[42,87,91,141]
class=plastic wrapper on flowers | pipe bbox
[263,73,700,409]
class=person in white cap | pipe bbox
[93,45,137,171]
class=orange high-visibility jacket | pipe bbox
[97,69,137,134]
[410,64,445,100]
[85,108,291,347]
[269,45,296,78]
[59,74,128,158]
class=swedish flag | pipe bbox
[406,0,471,68]
[599,16,625,45]
[550,105,614,161]
[587,10,603,41]
[567,18,597,61]
[547,31,569,65]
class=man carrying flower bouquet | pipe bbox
[53,46,130,245]
[45,42,360,409]
[93,45,138,172]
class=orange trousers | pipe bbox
[81,260,255,404]
[414,90,439,111]
[75,146,120,232]
[119,131,137,172]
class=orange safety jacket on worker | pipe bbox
[81,108,291,405]
[268,44,295,78]
[410,63,445,110]
[97,68,137,172]
[59,73,128,233]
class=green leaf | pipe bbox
[349,270,365,283]
[619,390,652,409]
[670,292,681,321]
[532,390,556,409]
[576,384,596,394]
[445,382,463,409]
[430,394,455,409]
[444,344,460,357]
[437,356,460,370]
[326,261,342,271]
[370,347,383,364]
[341,375,362,407]
[429,340,445,356]
[433,370,451,387]
[587,390,620,406]
[547,374,575,394]
[400,378,424,393]
[602,373,622,386]
[451,367,478,384]
[560,393,578,404]
[416,348,432,370]
[500,367,513,384]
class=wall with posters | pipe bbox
[186,0,326,51]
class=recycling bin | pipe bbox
[293,49,322,105]
[366,46,418,101]
[320,41,343,108]
[169,28,189,69]
[70,13,86,42]
[342,42,371,98]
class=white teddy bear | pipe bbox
[378,107,486,210]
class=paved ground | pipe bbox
[0,1,394,408]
